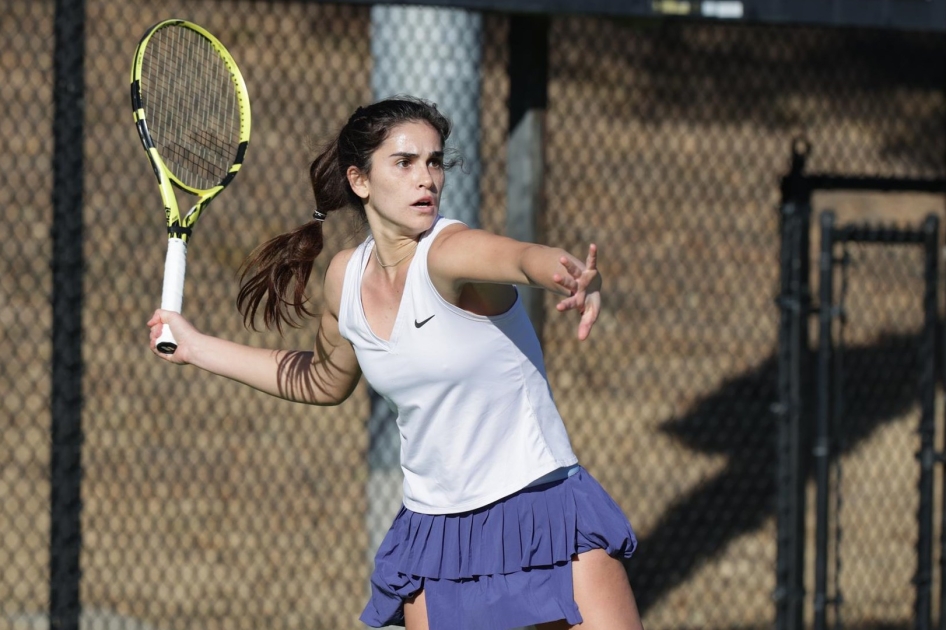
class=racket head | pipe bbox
[131,19,251,236]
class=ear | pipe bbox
[347,166,369,201]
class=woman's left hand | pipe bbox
[553,244,601,341]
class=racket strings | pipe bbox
[141,25,241,191]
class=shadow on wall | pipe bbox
[626,331,926,617]
[565,21,945,174]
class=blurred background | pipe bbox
[2,0,945,628]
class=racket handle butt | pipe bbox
[156,325,178,354]
[157,238,187,355]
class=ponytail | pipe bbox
[237,138,359,332]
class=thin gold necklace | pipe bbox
[375,242,417,268]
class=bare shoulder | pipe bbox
[431,223,523,253]
[429,221,470,250]
[323,247,358,316]
[427,222,472,286]
[429,223,531,285]
[326,247,357,276]
[428,223,506,264]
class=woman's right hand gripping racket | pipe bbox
[131,19,251,354]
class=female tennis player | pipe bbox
[148,96,642,630]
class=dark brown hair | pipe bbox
[237,96,454,331]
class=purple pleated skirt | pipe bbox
[359,466,637,630]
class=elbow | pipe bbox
[311,398,343,408]
[310,376,359,407]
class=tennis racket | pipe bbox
[131,19,251,354]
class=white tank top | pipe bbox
[338,216,578,514]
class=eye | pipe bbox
[428,157,443,169]
[396,159,410,168]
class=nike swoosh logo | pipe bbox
[414,315,436,328]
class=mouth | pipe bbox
[412,197,436,210]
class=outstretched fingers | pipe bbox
[554,244,602,340]
[552,258,579,295]
[585,243,598,272]
[576,294,600,341]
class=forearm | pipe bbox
[187,334,350,405]
[520,244,600,295]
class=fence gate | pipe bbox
[794,208,943,630]
[775,140,946,630]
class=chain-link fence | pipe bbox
[2,1,945,628]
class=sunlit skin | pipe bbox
[345,120,603,342]
[347,121,446,258]
[146,119,634,630]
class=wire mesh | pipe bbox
[1,1,944,628]
[1,1,56,627]
[816,232,931,629]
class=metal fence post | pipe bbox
[775,141,812,630]
[366,1,484,576]
[915,214,939,630]
[50,0,85,628]
[506,14,549,337]
[370,5,483,228]
[812,210,836,630]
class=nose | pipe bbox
[418,165,434,189]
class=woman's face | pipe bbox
[350,120,445,234]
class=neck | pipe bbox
[375,240,417,269]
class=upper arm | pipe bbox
[307,250,361,404]
[428,225,536,291]
[429,225,578,300]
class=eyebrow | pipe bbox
[389,150,444,159]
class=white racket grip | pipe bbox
[156,238,187,354]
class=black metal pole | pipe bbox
[775,141,812,630]
[50,0,85,628]
[774,202,797,630]
[915,215,939,630]
[940,210,946,630]
[774,202,805,630]
[506,13,549,339]
[940,222,946,630]
[813,210,836,630]
[829,242,846,630]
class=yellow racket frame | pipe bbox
[130,18,251,243]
